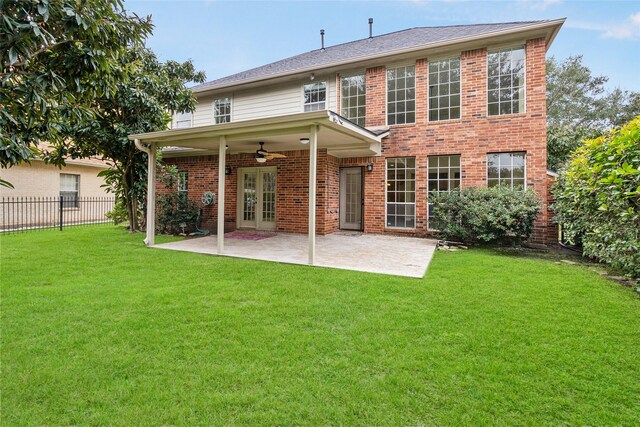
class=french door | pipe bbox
[339,167,364,230]
[237,167,276,230]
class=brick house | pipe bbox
[131,19,564,263]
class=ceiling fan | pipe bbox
[255,142,286,163]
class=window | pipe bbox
[178,172,188,194]
[487,152,526,189]
[173,112,192,129]
[60,174,79,208]
[340,75,366,126]
[213,97,231,124]
[386,157,416,228]
[387,65,415,125]
[428,57,461,121]
[487,47,525,116]
[303,82,326,112]
[427,155,461,227]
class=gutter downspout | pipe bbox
[134,138,156,246]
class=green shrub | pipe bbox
[105,199,130,225]
[553,116,640,280]
[156,193,200,235]
[430,186,541,244]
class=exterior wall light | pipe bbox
[225,166,232,176]
[299,138,310,145]
[366,163,374,172]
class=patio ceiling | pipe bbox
[128,110,388,158]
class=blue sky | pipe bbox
[126,0,640,91]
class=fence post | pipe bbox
[59,196,63,231]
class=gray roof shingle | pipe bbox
[193,21,552,91]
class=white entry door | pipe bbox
[340,167,363,230]
[237,167,276,230]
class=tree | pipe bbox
[1,0,152,171]
[55,47,205,231]
[546,56,640,170]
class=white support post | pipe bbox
[217,136,226,253]
[145,142,156,246]
[308,126,318,265]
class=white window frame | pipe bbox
[427,155,462,230]
[486,46,526,116]
[340,74,366,127]
[213,97,232,124]
[386,64,416,126]
[303,82,327,112]
[428,57,462,122]
[486,152,527,189]
[60,173,80,208]
[173,111,193,129]
[385,157,416,230]
[177,172,188,194]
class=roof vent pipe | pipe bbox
[369,18,373,38]
[320,29,325,50]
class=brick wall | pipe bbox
[159,37,551,243]
[159,150,335,235]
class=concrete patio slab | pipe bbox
[153,232,437,278]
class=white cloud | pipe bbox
[567,12,640,40]
[525,0,562,11]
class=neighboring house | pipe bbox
[0,143,111,229]
[131,19,565,259]
[1,143,110,199]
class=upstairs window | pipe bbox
[214,97,231,124]
[428,57,461,121]
[487,47,525,116]
[303,82,326,112]
[177,172,188,194]
[387,65,415,125]
[340,75,366,127]
[487,152,526,189]
[173,112,192,129]
[60,174,79,208]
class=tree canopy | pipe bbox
[1,0,152,168]
[546,55,640,170]
[56,47,206,231]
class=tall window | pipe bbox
[303,82,326,112]
[178,172,188,194]
[487,47,525,116]
[487,152,526,189]
[213,97,231,124]
[386,157,416,228]
[173,112,192,129]
[428,57,461,121]
[340,75,366,127]
[427,155,461,227]
[60,174,79,208]
[387,65,415,125]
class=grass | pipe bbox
[1,226,639,425]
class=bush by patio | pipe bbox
[429,186,541,244]
[553,116,640,280]
[156,193,200,234]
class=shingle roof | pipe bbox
[193,20,553,92]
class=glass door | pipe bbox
[237,167,276,230]
[340,167,363,230]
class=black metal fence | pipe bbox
[0,197,116,233]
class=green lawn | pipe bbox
[1,226,639,425]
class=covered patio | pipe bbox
[130,110,390,268]
[153,232,437,278]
